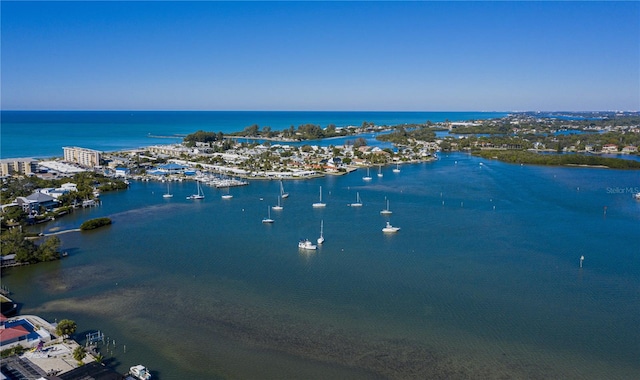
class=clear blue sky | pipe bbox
[1,1,638,111]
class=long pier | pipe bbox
[42,228,81,237]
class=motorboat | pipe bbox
[382,221,400,233]
[129,365,151,380]
[298,239,317,250]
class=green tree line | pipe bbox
[474,150,640,169]
[0,228,61,263]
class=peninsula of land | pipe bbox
[2,112,639,238]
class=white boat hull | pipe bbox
[298,240,317,250]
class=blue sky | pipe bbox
[1,1,638,111]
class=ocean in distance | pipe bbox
[1,111,639,379]
[1,111,506,159]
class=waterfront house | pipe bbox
[0,317,51,350]
[357,146,373,154]
[114,167,131,177]
[602,144,619,153]
[16,192,59,214]
[61,182,78,192]
[38,188,69,199]
[352,158,367,166]
[0,323,31,347]
[621,145,638,153]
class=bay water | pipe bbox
[1,112,639,379]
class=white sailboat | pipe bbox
[393,163,401,173]
[350,192,363,207]
[186,181,205,200]
[317,219,325,245]
[280,180,289,199]
[312,186,326,208]
[382,221,400,233]
[362,167,372,181]
[380,197,392,215]
[221,187,233,199]
[262,206,274,223]
[377,165,383,177]
[272,196,283,210]
[162,181,173,198]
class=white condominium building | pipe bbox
[63,146,102,168]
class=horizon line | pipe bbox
[2,109,637,113]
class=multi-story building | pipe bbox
[0,158,38,177]
[63,146,102,168]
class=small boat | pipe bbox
[129,365,152,380]
[262,206,274,223]
[380,197,392,215]
[298,238,317,250]
[635,192,640,200]
[162,181,173,198]
[362,167,372,181]
[393,163,400,173]
[272,196,283,210]
[312,186,326,208]
[186,181,205,200]
[377,165,383,177]
[382,221,400,233]
[317,219,325,245]
[221,187,233,199]
[350,192,363,207]
[280,180,289,199]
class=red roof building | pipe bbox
[0,324,30,345]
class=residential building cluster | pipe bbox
[106,136,437,182]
